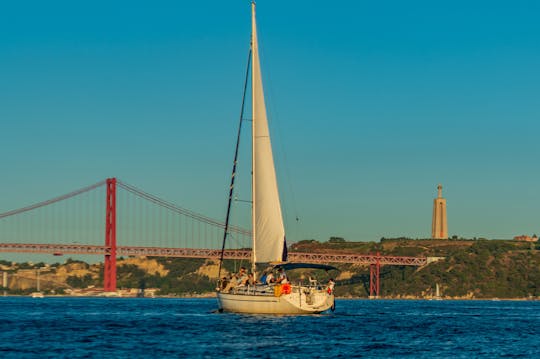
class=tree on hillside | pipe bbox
[329,237,345,243]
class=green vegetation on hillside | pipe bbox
[1,237,538,298]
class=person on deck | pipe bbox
[259,271,268,285]
[222,274,238,292]
[327,278,335,294]
[275,268,287,284]
[220,276,229,291]
[237,267,248,287]
[265,272,274,285]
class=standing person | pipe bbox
[327,278,335,294]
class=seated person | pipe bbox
[259,271,267,284]
[222,274,238,292]
[236,267,248,287]
[275,268,287,284]
[220,276,229,291]
[265,272,274,285]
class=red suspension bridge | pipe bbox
[0,178,428,296]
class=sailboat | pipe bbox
[216,2,336,314]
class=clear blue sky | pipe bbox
[1,0,539,244]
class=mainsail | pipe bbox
[251,3,286,263]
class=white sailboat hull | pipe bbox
[217,287,334,314]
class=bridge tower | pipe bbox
[369,252,380,298]
[431,184,448,239]
[104,178,117,292]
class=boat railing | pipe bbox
[230,284,273,296]
[227,281,327,296]
[290,283,326,292]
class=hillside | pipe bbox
[1,238,539,298]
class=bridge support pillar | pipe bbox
[104,178,117,292]
[369,252,380,299]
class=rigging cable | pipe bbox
[217,48,253,283]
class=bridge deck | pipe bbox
[0,243,427,266]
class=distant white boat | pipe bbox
[30,292,44,298]
[216,2,335,315]
[433,283,442,300]
[98,291,121,297]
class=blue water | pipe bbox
[0,297,538,358]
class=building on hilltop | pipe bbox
[513,234,538,242]
[431,184,448,239]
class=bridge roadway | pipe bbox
[0,243,427,266]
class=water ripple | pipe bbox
[0,297,539,358]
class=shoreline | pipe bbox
[2,293,538,301]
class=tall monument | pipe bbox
[431,184,448,239]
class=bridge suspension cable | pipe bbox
[116,180,250,237]
[0,180,106,220]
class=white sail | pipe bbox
[251,3,285,263]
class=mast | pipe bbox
[251,0,257,272]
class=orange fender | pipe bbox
[282,283,291,294]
